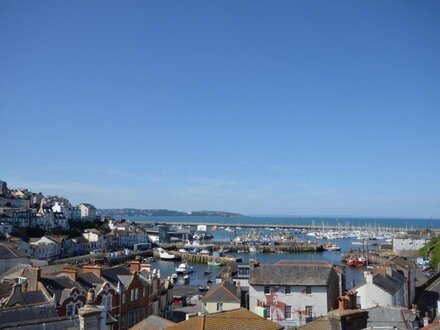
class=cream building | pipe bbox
[202,280,241,314]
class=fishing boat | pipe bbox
[323,243,341,251]
[248,246,257,253]
[159,251,179,260]
[179,248,187,253]
[204,269,211,275]
[347,257,367,267]
[183,274,190,281]
[176,262,194,274]
[171,273,178,281]
[142,257,157,263]
[198,286,209,292]
[207,261,224,266]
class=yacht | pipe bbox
[176,262,194,274]
[159,251,179,260]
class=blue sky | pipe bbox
[1,1,439,217]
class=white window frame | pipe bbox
[264,286,270,294]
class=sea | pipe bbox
[125,216,438,292]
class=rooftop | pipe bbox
[167,308,282,330]
[202,281,240,304]
[249,260,336,286]
[129,314,175,330]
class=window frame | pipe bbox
[285,285,291,294]
[285,305,292,319]
[264,286,270,294]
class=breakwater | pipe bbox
[155,242,323,264]
[141,220,437,233]
[153,250,231,264]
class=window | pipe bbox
[285,305,292,319]
[105,294,112,310]
[306,286,312,294]
[131,289,135,301]
[265,305,271,319]
[306,306,313,316]
[135,288,139,300]
[285,285,291,294]
[264,286,270,294]
[66,303,75,316]
[122,293,126,304]
[217,303,223,311]
[143,287,147,298]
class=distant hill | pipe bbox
[97,208,244,218]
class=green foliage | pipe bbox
[61,220,108,238]
[419,235,440,268]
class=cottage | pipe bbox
[249,260,342,328]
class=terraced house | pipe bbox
[248,260,342,328]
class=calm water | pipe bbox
[149,225,373,291]
[129,215,440,229]
[124,215,436,291]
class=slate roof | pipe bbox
[202,281,240,303]
[129,314,175,330]
[40,275,80,303]
[373,272,404,295]
[366,306,417,329]
[1,317,81,330]
[21,291,49,305]
[102,266,133,286]
[167,308,282,330]
[0,244,28,259]
[0,263,30,279]
[0,302,58,326]
[249,260,335,286]
[76,271,104,290]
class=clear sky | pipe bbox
[1,1,439,218]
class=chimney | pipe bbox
[347,291,357,309]
[61,266,78,282]
[385,266,393,277]
[27,264,41,291]
[338,296,346,311]
[364,271,373,284]
[87,289,95,305]
[79,292,106,330]
[140,263,151,272]
[129,260,141,274]
[83,265,102,278]
[423,312,430,327]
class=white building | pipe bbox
[77,203,97,221]
[202,280,241,313]
[30,236,61,260]
[52,201,72,220]
[249,260,341,328]
[82,229,106,251]
[354,268,407,309]
[393,236,429,256]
